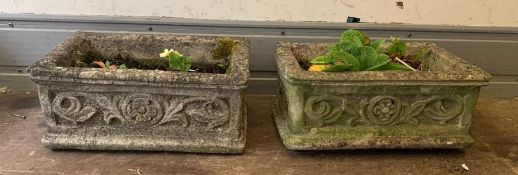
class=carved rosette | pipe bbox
[49,92,231,130]
[120,94,163,125]
[303,94,466,127]
[366,96,402,125]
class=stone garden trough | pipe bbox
[274,42,490,150]
[29,32,249,153]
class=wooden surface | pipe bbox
[0,93,517,174]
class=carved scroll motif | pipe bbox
[50,92,230,130]
[303,95,466,126]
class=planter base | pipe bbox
[43,132,245,154]
[273,96,473,150]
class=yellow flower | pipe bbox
[160,49,183,57]
[308,65,327,72]
[159,49,171,57]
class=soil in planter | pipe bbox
[388,54,422,70]
[73,51,228,74]
[299,60,312,71]
[71,38,237,74]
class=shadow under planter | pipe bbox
[273,42,490,150]
[28,32,250,153]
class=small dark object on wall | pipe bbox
[8,22,14,28]
[148,27,153,31]
[396,1,404,9]
[346,17,360,23]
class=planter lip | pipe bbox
[275,42,491,86]
[28,31,250,88]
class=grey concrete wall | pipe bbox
[0,14,517,97]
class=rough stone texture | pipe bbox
[0,93,517,174]
[28,32,250,153]
[274,42,491,150]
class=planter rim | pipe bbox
[28,32,250,88]
[275,42,491,86]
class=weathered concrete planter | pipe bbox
[29,32,249,153]
[274,42,490,150]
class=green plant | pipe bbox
[105,60,111,70]
[160,49,191,72]
[217,63,226,69]
[415,48,432,60]
[119,64,127,69]
[309,29,414,72]
[387,36,407,56]
[92,60,127,70]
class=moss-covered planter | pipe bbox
[29,32,249,153]
[274,42,490,150]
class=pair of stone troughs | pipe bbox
[28,32,490,153]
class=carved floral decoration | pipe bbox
[50,92,230,130]
[303,95,466,126]
[121,94,163,124]
[367,96,402,125]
